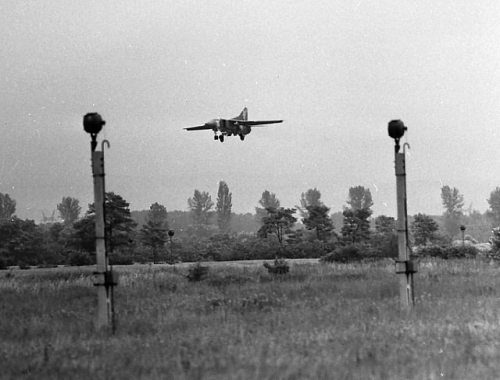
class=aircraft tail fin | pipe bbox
[233,107,248,121]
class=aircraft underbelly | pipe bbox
[220,119,231,133]
[220,119,236,134]
[219,119,251,136]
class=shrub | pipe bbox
[370,233,398,259]
[108,252,134,265]
[417,245,478,259]
[241,238,276,261]
[18,261,30,270]
[186,262,209,282]
[176,247,201,263]
[67,250,93,266]
[36,263,58,269]
[263,258,290,274]
[320,243,367,263]
[131,246,155,264]
[414,245,445,258]
[282,241,330,259]
[490,227,500,252]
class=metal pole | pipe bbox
[461,225,466,247]
[92,146,112,329]
[168,229,175,264]
[389,120,416,310]
[84,113,116,331]
[395,144,414,308]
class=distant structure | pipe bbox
[40,210,60,224]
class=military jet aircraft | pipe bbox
[184,107,283,142]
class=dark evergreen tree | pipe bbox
[57,196,81,225]
[374,215,396,235]
[303,204,334,241]
[87,192,137,253]
[258,207,297,246]
[371,215,398,258]
[216,181,232,233]
[49,222,65,243]
[411,213,439,246]
[255,190,280,224]
[68,217,95,253]
[341,208,372,243]
[188,189,214,236]
[341,186,374,243]
[297,188,324,218]
[0,218,45,266]
[140,202,169,262]
[0,193,16,221]
[346,186,373,211]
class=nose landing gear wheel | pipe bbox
[214,135,219,140]
[239,134,245,141]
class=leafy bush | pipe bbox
[176,246,202,263]
[108,252,134,265]
[446,246,478,259]
[170,233,340,262]
[0,255,16,268]
[187,262,209,281]
[370,233,398,259]
[282,240,331,259]
[18,261,30,270]
[131,246,153,264]
[37,243,66,266]
[67,250,93,266]
[36,263,58,269]
[320,244,368,263]
[417,245,478,259]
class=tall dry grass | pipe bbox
[2,259,500,379]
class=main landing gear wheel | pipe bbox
[239,134,245,141]
[214,135,219,140]
[219,135,225,143]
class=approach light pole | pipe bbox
[388,120,417,309]
[168,229,175,263]
[83,113,117,331]
[460,225,466,247]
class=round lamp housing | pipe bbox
[460,225,466,231]
[388,120,407,140]
[83,113,106,135]
[168,229,175,237]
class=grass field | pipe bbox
[2,259,500,380]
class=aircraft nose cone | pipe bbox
[206,120,218,128]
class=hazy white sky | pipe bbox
[1,0,499,221]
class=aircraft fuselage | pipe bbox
[207,119,252,137]
[184,107,283,142]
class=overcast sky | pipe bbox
[1,0,499,221]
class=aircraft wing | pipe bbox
[184,125,214,131]
[238,120,283,126]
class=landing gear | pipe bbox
[214,135,219,140]
[239,134,245,141]
[219,135,225,143]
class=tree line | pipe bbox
[2,183,500,268]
